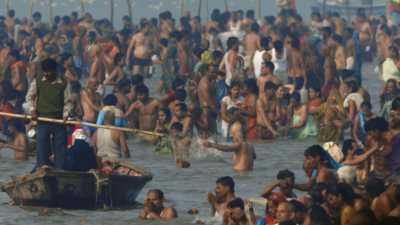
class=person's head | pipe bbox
[289,200,307,225]
[158,108,171,124]
[274,40,284,53]
[344,80,359,95]
[227,198,246,222]
[243,79,258,96]
[308,86,320,100]
[113,53,124,66]
[261,37,271,50]
[117,78,131,94]
[86,77,98,91]
[392,97,400,112]
[386,177,400,200]
[103,94,117,106]
[70,81,82,101]
[264,81,278,97]
[389,46,399,59]
[360,101,372,114]
[32,12,42,22]
[103,111,115,125]
[261,60,275,75]
[309,182,329,205]
[341,139,357,158]
[365,177,385,199]
[227,37,239,51]
[41,58,58,81]
[172,78,185,91]
[250,22,260,33]
[386,79,398,93]
[304,145,326,169]
[170,122,183,137]
[135,84,149,102]
[290,92,301,107]
[276,202,295,223]
[266,192,287,218]
[215,176,235,200]
[146,189,165,212]
[325,184,346,210]
[365,117,389,140]
[60,52,73,67]
[131,75,144,88]
[174,89,187,102]
[174,102,187,119]
[303,205,332,225]
[290,37,300,50]
[7,10,15,18]
[277,169,295,196]
[229,80,241,98]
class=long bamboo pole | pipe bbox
[0,112,164,137]
[29,0,34,19]
[49,0,53,24]
[80,0,85,15]
[180,0,185,17]
[224,0,229,12]
[5,0,10,13]
[110,0,115,27]
[198,0,202,18]
[126,0,133,22]
[256,0,261,21]
[206,0,209,23]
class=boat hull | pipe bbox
[1,167,152,210]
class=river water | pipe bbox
[0,60,382,224]
[0,0,384,224]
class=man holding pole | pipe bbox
[26,58,72,169]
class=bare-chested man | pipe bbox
[197,64,218,137]
[205,107,256,172]
[125,84,159,132]
[81,78,101,135]
[126,21,153,77]
[207,176,236,218]
[243,23,261,71]
[371,178,399,220]
[287,37,305,90]
[257,61,280,96]
[376,25,392,62]
[139,189,177,220]
[330,34,347,76]
[170,103,192,137]
[256,81,280,139]
[89,45,106,84]
[0,119,28,161]
[170,122,191,168]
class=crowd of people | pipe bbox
[0,0,400,224]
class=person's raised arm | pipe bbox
[206,141,240,152]
[261,180,280,198]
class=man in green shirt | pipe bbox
[27,58,72,169]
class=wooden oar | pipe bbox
[0,112,164,137]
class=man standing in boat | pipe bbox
[26,58,72,170]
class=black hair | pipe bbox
[331,34,344,45]
[246,10,255,19]
[395,185,400,203]
[8,119,25,133]
[392,97,400,111]
[135,84,149,96]
[341,139,355,157]
[176,102,188,112]
[174,89,187,102]
[365,177,385,199]
[261,37,270,49]
[304,145,326,159]
[158,107,171,122]
[103,94,118,106]
[227,37,239,50]
[289,200,306,213]
[274,40,284,52]
[117,78,131,90]
[290,37,300,50]
[131,74,144,87]
[149,189,164,199]
[216,176,235,192]
[230,80,241,90]
[113,53,124,65]
[361,101,372,110]
[307,205,332,225]
[60,53,72,64]
[309,183,329,205]
[345,80,359,93]
[41,58,58,72]
[70,81,82,94]
[337,183,355,205]
[7,10,15,18]
[290,92,301,103]
[244,79,258,95]
[227,198,244,210]
[365,117,389,133]
[277,169,295,181]
[250,22,260,33]
[160,38,169,48]
[170,122,183,132]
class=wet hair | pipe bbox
[365,177,385,198]
[307,205,332,225]
[170,122,183,132]
[345,80,359,93]
[41,58,58,72]
[304,145,325,159]
[131,74,144,87]
[113,53,124,65]
[117,78,131,90]
[8,119,25,133]
[7,10,15,18]
[216,176,235,193]
[277,169,295,181]
[309,183,329,205]
[331,34,344,45]
[341,139,355,157]
[103,94,118,106]
[227,37,239,50]
[174,89,187,102]
[274,40,284,52]
[392,97,400,111]
[290,37,300,50]
[337,183,355,205]
[172,78,185,91]
[135,84,149,96]
[60,53,72,64]
[261,37,271,49]
[149,189,164,199]
[33,12,42,19]
[290,200,306,213]
[158,107,171,122]
[230,80,241,90]
[244,79,258,95]
[365,117,389,133]
[290,92,301,103]
[160,38,168,48]
[246,10,255,19]
[250,22,260,33]
[264,61,275,72]
[361,101,372,110]
[212,50,224,63]
[227,198,244,210]
[62,16,71,25]
[264,81,277,92]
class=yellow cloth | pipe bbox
[341,205,355,225]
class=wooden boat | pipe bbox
[0,162,152,210]
[311,1,386,17]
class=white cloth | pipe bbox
[271,48,288,74]
[221,96,244,138]
[223,51,234,86]
[253,50,266,79]
[382,58,400,82]
[96,128,121,159]
[343,93,364,110]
